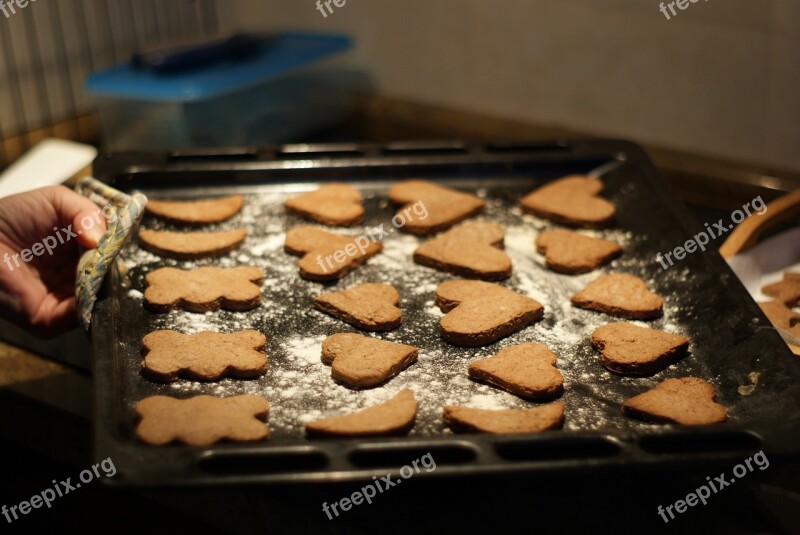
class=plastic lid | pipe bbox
[85,32,352,102]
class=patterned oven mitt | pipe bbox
[74,177,147,331]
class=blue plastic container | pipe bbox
[85,32,358,149]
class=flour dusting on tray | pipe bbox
[116,181,694,441]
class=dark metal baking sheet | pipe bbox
[91,140,800,486]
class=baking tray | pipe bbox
[91,140,800,486]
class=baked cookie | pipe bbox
[388,180,485,235]
[571,274,663,320]
[759,301,800,329]
[762,272,800,307]
[622,377,727,425]
[141,330,267,382]
[135,394,270,446]
[414,221,511,280]
[759,301,800,339]
[468,343,563,400]
[145,195,244,225]
[144,266,263,313]
[314,283,401,331]
[284,184,364,226]
[305,389,416,438]
[321,333,417,388]
[591,323,688,375]
[138,228,246,259]
[436,280,544,346]
[520,176,615,228]
[284,226,382,281]
[535,228,621,274]
[443,402,564,434]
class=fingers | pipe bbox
[28,293,79,338]
[0,280,77,338]
[45,185,107,248]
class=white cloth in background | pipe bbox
[0,139,96,199]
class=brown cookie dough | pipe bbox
[622,377,727,425]
[305,389,416,438]
[388,180,485,235]
[468,343,563,400]
[520,176,615,228]
[443,402,564,434]
[762,272,800,307]
[321,333,417,389]
[436,280,544,346]
[414,221,511,280]
[141,330,268,382]
[535,228,621,274]
[145,195,244,225]
[284,226,382,281]
[144,266,263,313]
[135,394,270,446]
[314,283,401,331]
[571,274,663,320]
[758,301,800,339]
[284,184,364,226]
[138,228,246,259]
[591,323,688,376]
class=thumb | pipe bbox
[46,185,107,248]
[72,209,106,249]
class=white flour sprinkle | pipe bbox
[283,335,326,367]
[116,182,695,440]
[466,394,506,410]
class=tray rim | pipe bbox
[91,139,800,487]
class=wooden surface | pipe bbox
[720,190,800,259]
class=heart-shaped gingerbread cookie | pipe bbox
[284,184,364,226]
[388,180,485,235]
[414,221,511,280]
[305,389,417,437]
[520,176,615,228]
[435,280,544,346]
[314,283,401,331]
[321,333,417,388]
[571,274,662,320]
[468,343,563,399]
[443,402,564,434]
[284,226,382,281]
[535,228,621,274]
[622,377,727,425]
[591,323,688,375]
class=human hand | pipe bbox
[0,185,106,336]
